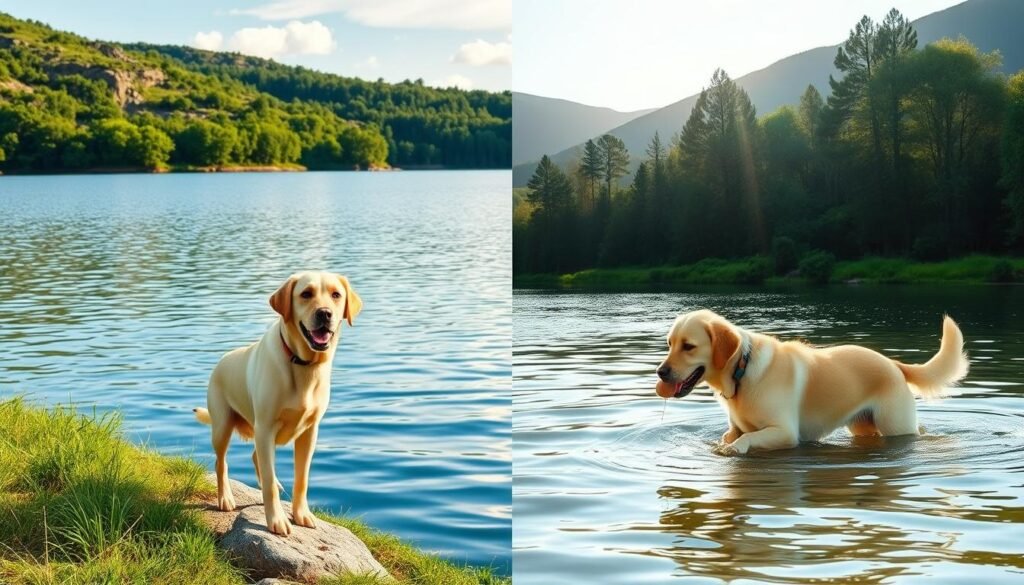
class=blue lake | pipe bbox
[0,170,511,573]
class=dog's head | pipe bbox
[656,309,741,399]
[269,271,362,353]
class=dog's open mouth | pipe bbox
[673,366,706,398]
[300,322,333,351]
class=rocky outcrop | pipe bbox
[48,62,166,107]
[0,35,27,49]
[0,79,33,94]
[199,474,390,584]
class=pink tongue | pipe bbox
[655,380,677,398]
[311,329,330,344]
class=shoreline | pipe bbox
[0,397,509,585]
[514,255,1024,289]
[0,164,511,176]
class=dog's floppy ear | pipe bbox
[706,319,742,398]
[707,319,740,371]
[269,275,297,322]
[337,274,362,326]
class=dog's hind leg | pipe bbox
[212,417,236,511]
[846,409,880,437]
[208,387,237,511]
[873,388,919,437]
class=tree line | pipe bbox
[514,9,1024,278]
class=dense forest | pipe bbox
[0,12,510,173]
[514,10,1024,280]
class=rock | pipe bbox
[0,36,27,48]
[199,474,390,583]
[47,62,165,107]
[95,43,133,62]
[0,79,33,94]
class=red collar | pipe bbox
[280,330,312,366]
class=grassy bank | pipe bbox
[513,255,1024,288]
[0,397,506,585]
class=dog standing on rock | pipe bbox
[194,271,362,535]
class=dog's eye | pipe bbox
[331,291,341,299]
[300,291,313,299]
[683,343,696,351]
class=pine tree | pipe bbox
[798,84,824,147]
[579,139,602,208]
[597,134,630,201]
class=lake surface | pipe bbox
[0,171,510,572]
[514,286,1024,584]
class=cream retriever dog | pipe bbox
[194,271,361,535]
[655,310,968,454]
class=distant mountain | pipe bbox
[513,0,1024,186]
[512,92,653,165]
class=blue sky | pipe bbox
[0,0,510,91]
[516,0,966,111]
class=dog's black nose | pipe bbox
[315,308,332,323]
[657,365,671,380]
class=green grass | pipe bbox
[513,255,1024,288]
[0,397,508,585]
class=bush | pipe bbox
[772,236,798,275]
[989,259,1016,283]
[799,250,836,284]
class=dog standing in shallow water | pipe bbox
[655,310,968,454]
[194,271,362,535]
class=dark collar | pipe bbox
[280,330,312,366]
[731,333,752,396]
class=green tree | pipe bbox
[526,155,576,273]
[1004,71,1024,247]
[596,134,629,200]
[579,138,602,209]
[829,15,883,162]
[798,84,824,146]
[134,125,174,168]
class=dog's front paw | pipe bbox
[292,506,317,529]
[218,491,236,512]
[722,428,741,444]
[267,509,292,536]
[723,437,750,456]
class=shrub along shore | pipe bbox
[0,397,507,585]
[513,255,1024,289]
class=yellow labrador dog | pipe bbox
[194,271,362,535]
[655,310,968,455]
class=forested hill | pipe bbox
[0,12,510,173]
[124,43,511,169]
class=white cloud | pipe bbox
[232,0,509,30]
[192,30,224,51]
[355,55,380,70]
[452,39,511,66]
[432,74,474,90]
[221,20,336,59]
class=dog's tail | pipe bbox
[895,315,969,398]
[193,407,212,425]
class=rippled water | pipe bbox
[514,286,1024,584]
[0,171,510,572]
